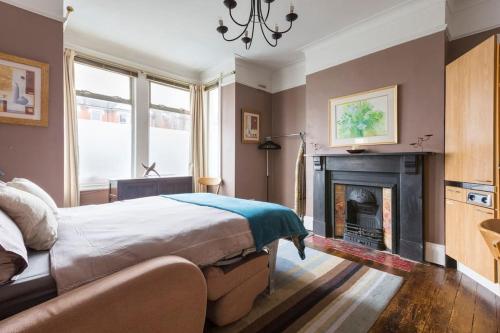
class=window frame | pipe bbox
[147,79,192,176]
[148,80,191,116]
[74,60,136,189]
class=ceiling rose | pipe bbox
[216,0,298,50]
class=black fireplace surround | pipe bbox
[312,153,425,262]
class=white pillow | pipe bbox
[0,185,57,250]
[7,178,58,216]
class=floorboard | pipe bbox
[472,284,497,333]
[448,274,478,333]
[306,238,500,333]
[424,269,462,333]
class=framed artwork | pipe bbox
[329,85,397,147]
[0,52,49,127]
[241,109,260,143]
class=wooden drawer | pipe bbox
[445,186,466,202]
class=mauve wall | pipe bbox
[0,2,64,205]
[234,83,272,201]
[304,32,446,244]
[270,85,306,208]
[448,27,500,63]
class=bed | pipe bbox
[0,193,307,318]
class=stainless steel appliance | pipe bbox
[466,191,493,208]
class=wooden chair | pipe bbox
[198,177,222,194]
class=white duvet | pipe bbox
[50,196,254,294]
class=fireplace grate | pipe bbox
[343,187,386,250]
[344,223,386,250]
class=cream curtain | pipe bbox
[63,49,80,207]
[294,139,306,219]
[190,84,207,192]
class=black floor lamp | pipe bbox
[258,137,281,201]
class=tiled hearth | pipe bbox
[305,235,415,272]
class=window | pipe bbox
[206,86,220,177]
[75,62,133,187]
[148,81,191,176]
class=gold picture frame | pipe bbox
[0,52,49,127]
[241,109,260,144]
[329,85,398,147]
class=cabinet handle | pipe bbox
[473,179,492,183]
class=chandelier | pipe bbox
[216,0,298,50]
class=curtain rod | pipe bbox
[204,70,236,88]
[74,51,193,89]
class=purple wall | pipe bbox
[234,83,272,201]
[305,32,446,244]
[270,85,306,208]
[0,2,64,204]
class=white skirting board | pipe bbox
[457,262,500,297]
[425,242,446,266]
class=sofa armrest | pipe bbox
[0,256,207,333]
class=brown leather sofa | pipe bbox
[0,256,207,333]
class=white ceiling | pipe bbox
[64,0,405,76]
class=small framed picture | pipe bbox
[0,52,49,127]
[242,109,260,143]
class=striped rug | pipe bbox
[210,240,403,333]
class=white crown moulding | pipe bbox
[1,0,65,22]
[302,0,447,75]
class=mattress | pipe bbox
[0,251,56,319]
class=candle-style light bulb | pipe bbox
[219,19,224,26]
[275,24,279,32]
[290,4,294,13]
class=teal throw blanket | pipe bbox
[163,193,307,259]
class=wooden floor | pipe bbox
[306,240,499,333]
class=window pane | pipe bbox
[77,96,132,185]
[207,88,220,177]
[149,109,191,176]
[75,63,131,100]
[150,82,190,111]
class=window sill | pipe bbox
[80,185,109,192]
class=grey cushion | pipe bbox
[0,251,56,319]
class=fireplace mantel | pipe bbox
[312,152,427,261]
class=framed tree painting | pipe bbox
[0,52,49,127]
[329,85,397,147]
[241,109,260,143]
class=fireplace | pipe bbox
[312,153,425,261]
[344,186,384,250]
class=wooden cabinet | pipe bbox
[445,199,466,260]
[445,192,497,282]
[445,36,496,185]
[445,35,499,282]
[109,176,193,202]
[464,205,496,281]
[445,60,464,182]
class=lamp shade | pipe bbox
[258,139,281,150]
